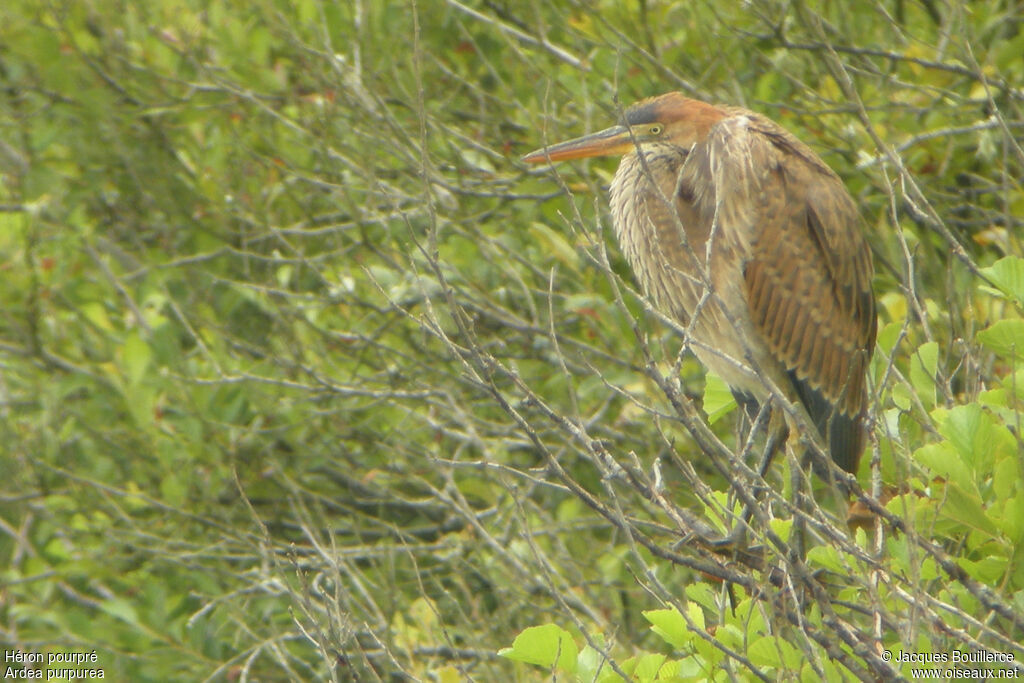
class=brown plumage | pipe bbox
[523,93,876,478]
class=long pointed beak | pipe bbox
[521,125,633,163]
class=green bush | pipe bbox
[1,0,1021,680]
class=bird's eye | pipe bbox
[649,124,664,135]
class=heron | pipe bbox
[523,93,876,540]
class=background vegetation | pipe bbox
[2,0,1023,680]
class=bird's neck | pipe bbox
[608,147,685,243]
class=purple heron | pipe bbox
[523,93,876,489]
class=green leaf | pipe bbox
[748,635,783,668]
[529,222,579,271]
[914,442,970,486]
[977,319,1024,359]
[730,598,766,636]
[891,381,913,411]
[978,387,1010,410]
[684,582,718,613]
[715,623,745,652]
[769,518,792,543]
[875,319,903,356]
[909,341,938,409]
[125,385,157,431]
[159,473,187,507]
[807,544,847,574]
[120,331,153,387]
[958,555,1008,584]
[633,653,668,681]
[81,301,115,332]
[576,645,604,683]
[980,256,1024,305]
[457,147,497,174]
[100,598,141,628]
[992,456,1019,502]
[936,404,1015,475]
[887,534,942,581]
[994,494,1024,543]
[408,597,439,632]
[703,372,737,424]
[942,483,999,536]
[498,624,577,673]
[644,604,702,650]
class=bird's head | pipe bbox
[522,92,725,164]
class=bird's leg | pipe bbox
[732,391,761,431]
[733,391,773,479]
[710,393,784,548]
[789,447,807,561]
[756,415,788,478]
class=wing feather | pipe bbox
[710,112,877,473]
[614,107,876,475]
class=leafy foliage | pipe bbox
[1,0,1022,680]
